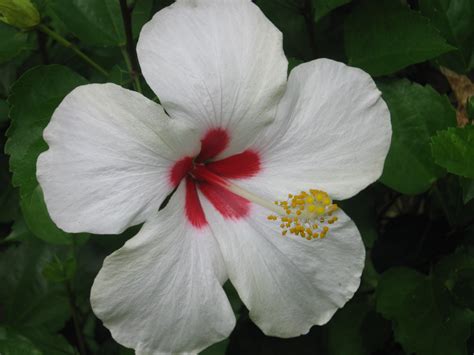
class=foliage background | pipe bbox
[1,0,474,354]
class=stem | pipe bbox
[119,0,142,93]
[36,29,49,64]
[38,24,108,77]
[66,282,87,355]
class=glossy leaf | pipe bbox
[0,238,70,330]
[47,0,125,47]
[431,126,474,179]
[0,22,33,64]
[379,79,456,194]
[345,0,454,76]
[376,267,472,355]
[312,0,351,22]
[419,0,474,73]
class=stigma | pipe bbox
[267,189,338,240]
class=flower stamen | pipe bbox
[268,189,338,240]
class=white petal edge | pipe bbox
[37,83,200,234]
[241,59,391,201]
[137,0,288,158]
[200,196,365,337]
[91,182,235,354]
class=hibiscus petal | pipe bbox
[37,83,200,234]
[201,197,364,337]
[91,183,235,354]
[137,0,288,158]
[243,59,391,201]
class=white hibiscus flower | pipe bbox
[37,0,391,353]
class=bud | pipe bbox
[0,0,40,30]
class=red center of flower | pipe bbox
[169,128,261,228]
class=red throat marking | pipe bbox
[169,128,261,228]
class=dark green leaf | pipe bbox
[376,267,472,355]
[131,0,153,38]
[0,98,8,123]
[460,177,474,204]
[6,65,88,244]
[338,188,377,248]
[47,0,126,46]
[256,0,314,60]
[0,327,74,355]
[0,238,70,330]
[435,247,474,310]
[344,0,454,76]
[0,327,42,355]
[43,254,76,283]
[379,79,457,194]
[312,0,351,22]
[326,297,368,355]
[0,23,34,64]
[431,126,474,178]
[419,0,474,73]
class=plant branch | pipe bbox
[37,24,108,77]
[119,0,142,92]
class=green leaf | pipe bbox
[0,327,74,355]
[0,238,70,330]
[0,98,8,122]
[47,0,126,46]
[376,267,472,355]
[338,188,377,248]
[431,126,474,178]
[327,297,368,355]
[344,0,454,76]
[43,254,76,283]
[256,0,314,60]
[379,79,457,194]
[0,22,33,64]
[435,247,474,310]
[419,0,474,72]
[0,327,42,355]
[131,0,153,38]
[6,65,88,244]
[312,0,351,22]
[460,177,474,204]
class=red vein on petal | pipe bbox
[185,177,207,228]
[198,181,250,219]
[206,150,260,179]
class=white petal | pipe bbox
[37,83,200,234]
[243,59,391,200]
[91,183,235,354]
[137,0,288,157]
[201,197,364,337]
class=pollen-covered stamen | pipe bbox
[267,189,338,240]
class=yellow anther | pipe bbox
[268,188,339,240]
